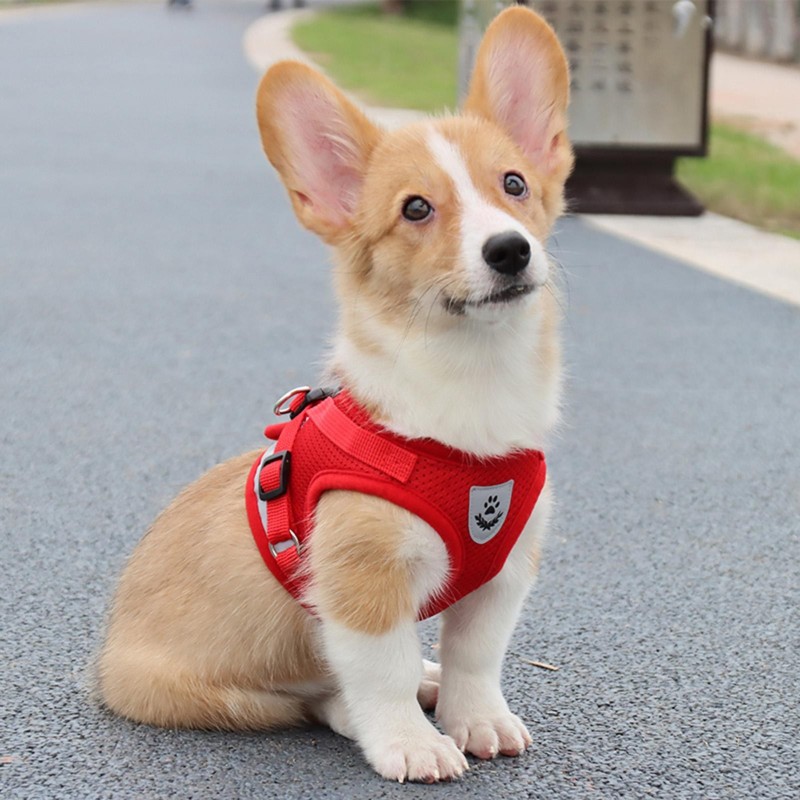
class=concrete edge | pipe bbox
[585,213,800,309]
[242,8,426,130]
[242,7,317,71]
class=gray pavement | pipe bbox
[1,3,798,799]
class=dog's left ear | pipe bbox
[464,7,572,185]
[256,61,382,244]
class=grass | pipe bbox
[291,1,459,112]
[678,123,800,239]
[292,5,800,239]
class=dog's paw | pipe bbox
[439,710,532,760]
[365,726,468,783]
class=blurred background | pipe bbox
[276,0,799,233]
[2,0,798,233]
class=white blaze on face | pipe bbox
[425,131,549,300]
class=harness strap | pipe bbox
[260,412,305,578]
[260,393,421,581]
[248,386,547,617]
[308,399,418,483]
[258,389,424,586]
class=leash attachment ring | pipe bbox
[273,386,312,417]
[268,528,302,560]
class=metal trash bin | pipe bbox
[460,0,714,215]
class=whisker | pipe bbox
[396,274,462,361]
[422,276,462,350]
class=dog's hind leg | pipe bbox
[98,652,308,731]
[418,659,441,711]
[315,692,357,739]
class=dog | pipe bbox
[97,6,572,783]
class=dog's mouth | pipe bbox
[443,283,536,316]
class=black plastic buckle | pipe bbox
[257,450,291,501]
[289,386,338,419]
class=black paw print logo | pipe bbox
[474,495,504,532]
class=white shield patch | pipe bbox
[468,480,514,544]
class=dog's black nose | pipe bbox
[482,232,531,275]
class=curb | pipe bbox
[243,8,425,130]
[586,213,800,309]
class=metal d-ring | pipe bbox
[273,386,311,416]
[268,529,302,560]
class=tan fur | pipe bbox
[536,287,564,397]
[256,61,381,244]
[308,493,416,636]
[335,117,558,336]
[98,6,569,743]
[98,453,326,729]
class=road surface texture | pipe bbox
[1,3,797,798]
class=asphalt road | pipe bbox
[1,3,798,799]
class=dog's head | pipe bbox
[256,6,571,330]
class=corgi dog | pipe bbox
[97,6,572,784]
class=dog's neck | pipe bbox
[329,300,561,458]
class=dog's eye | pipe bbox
[402,196,433,222]
[503,172,527,197]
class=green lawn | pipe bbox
[291,2,459,112]
[292,4,800,239]
[677,123,800,239]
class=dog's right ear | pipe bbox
[463,7,572,187]
[256,61,382,244]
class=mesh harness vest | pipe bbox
[245,388,547,619]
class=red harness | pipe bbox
[245,388,546,619]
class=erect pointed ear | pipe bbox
[463,7,573,184]
[256,61,382,244]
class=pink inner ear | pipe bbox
[485,39,561,167]
[283,88,363,227]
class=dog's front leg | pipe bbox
[435,575,533,759]
[320,618,468,782]
[436,488,551,760]
[310,492,467,782]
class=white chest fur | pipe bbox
[333,298,560,458]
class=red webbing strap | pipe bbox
[308,399,418,483]
[264,414,305,576]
